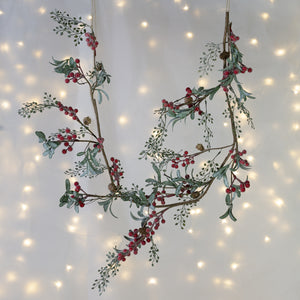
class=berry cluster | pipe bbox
[229,149,250,167]
[57,128,77,154]
[70,181,85,207]
[65,58,82,83]
[221,30,253,93]
[85,32,99,50]
[171,151,195,169]
[117,211,165,262]
[56,101,79,121]
[226,179,250,194]
[93,137,104,152]
[110,157,124,185]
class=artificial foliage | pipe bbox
[18,9,255,296]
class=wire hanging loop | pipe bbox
[220,6,231,67]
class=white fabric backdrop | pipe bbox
[1,0,300,299]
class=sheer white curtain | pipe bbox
[1,0,300,299]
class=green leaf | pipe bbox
[65,179,70,192]
[97,89,103,105]
[228,208,237,222]
[152,163,161,182]
[219,209,229,219]
[35,131,46,143]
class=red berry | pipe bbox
[68,146,73,152]
[229,149,233,154]
[161,219,166,224]
[72,134,77,139]
[223,86,229,92]
[233,69,239,74]
[186,87,192,95]
[79,201,85,207]
[231,187,236,192]
[62,149,67,154]
[191,160,195,164]
[72,116,77,120]
[248,68,252,73]
[69,72,74,78]
[182,163,186,167]
[65,128,71,133]
[75,73,81,78]
[65,78,70,83]
[226,188,231,194]
[74,182,79,186]
[245,180,250,188]
[242,149,247,154]
[75,58,80,64]
[72,78,77,83]
[64,142,69,147]
[59,107,64,111]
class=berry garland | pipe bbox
[18,9,255,296]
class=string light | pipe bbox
[138,85,148,94]
[148,277,157,285]
[1,100,11,110]
[264,236,271,243]
[186,32,194,39]
[97,213,104,220]
[23,239,33,247]
[261,12,270,20]
[250,38,258,45]
[243,202,251,209]
[197,261,205,269]
[141,21,148,28]
[25,281,39,294]
[225,226,233,235]
[183,5,189,11]
[274,49,286,56]
[118,116,128,125]
[38,7,46,14]
[54,281,63,289]
[274,198,284,207]
[17,41,24,47]
[0,10,3,15]
[230,263,239,270]
[264,78,274,86]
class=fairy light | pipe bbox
[198,78,208,87]
[148,39,157,48]
[25,281,39,294]
[274,198,284,207]
[97,214,104,220]
[243,202,251,209]
[264,236,270,243]
[17,41,24,47]
[225,226,232,235]
[118,116,128,125]
[23,185,33,192]
[87,15,92,20]
[54,281,62,289]
[0,11,3,15]
[183,5,189,11]
[292,85,300,95]
[264,78,274,86]
[6,272,17,282]
[186,32,194,39]
[250,38,258,45]
[1,100,11,110]
[15,64,24,70]
[223,279,234,288]
[72,216,79,223]
[187,275,196,282]
[273,161,280,170]
[141,21,148,28]
[221,219,227,224]
[223,122,229,127]
[274,49,286,56]
[188,228,193,234]
[190,208,202,215]
[23,125,33,135]
[21,203,28,211]
[3,84,13,93]
[148,277,157,285]
[35,155,41,161]
[293,103,300,111]
[197,261,205,269]
[261,12,269,20]
[217,240,225,247]
[66,265,73,272]
[33,50,43,58]
[0,43,10,52]
[16,256,25,262]
[23,239,33,247]
[68,225,76,233]
[230,263,239,270]
[60,90,67,98]
[116,0,126,7]
[138,85,148,94]
[38,7,46,14]
[292,123,300,131]
[290,73,296,79]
